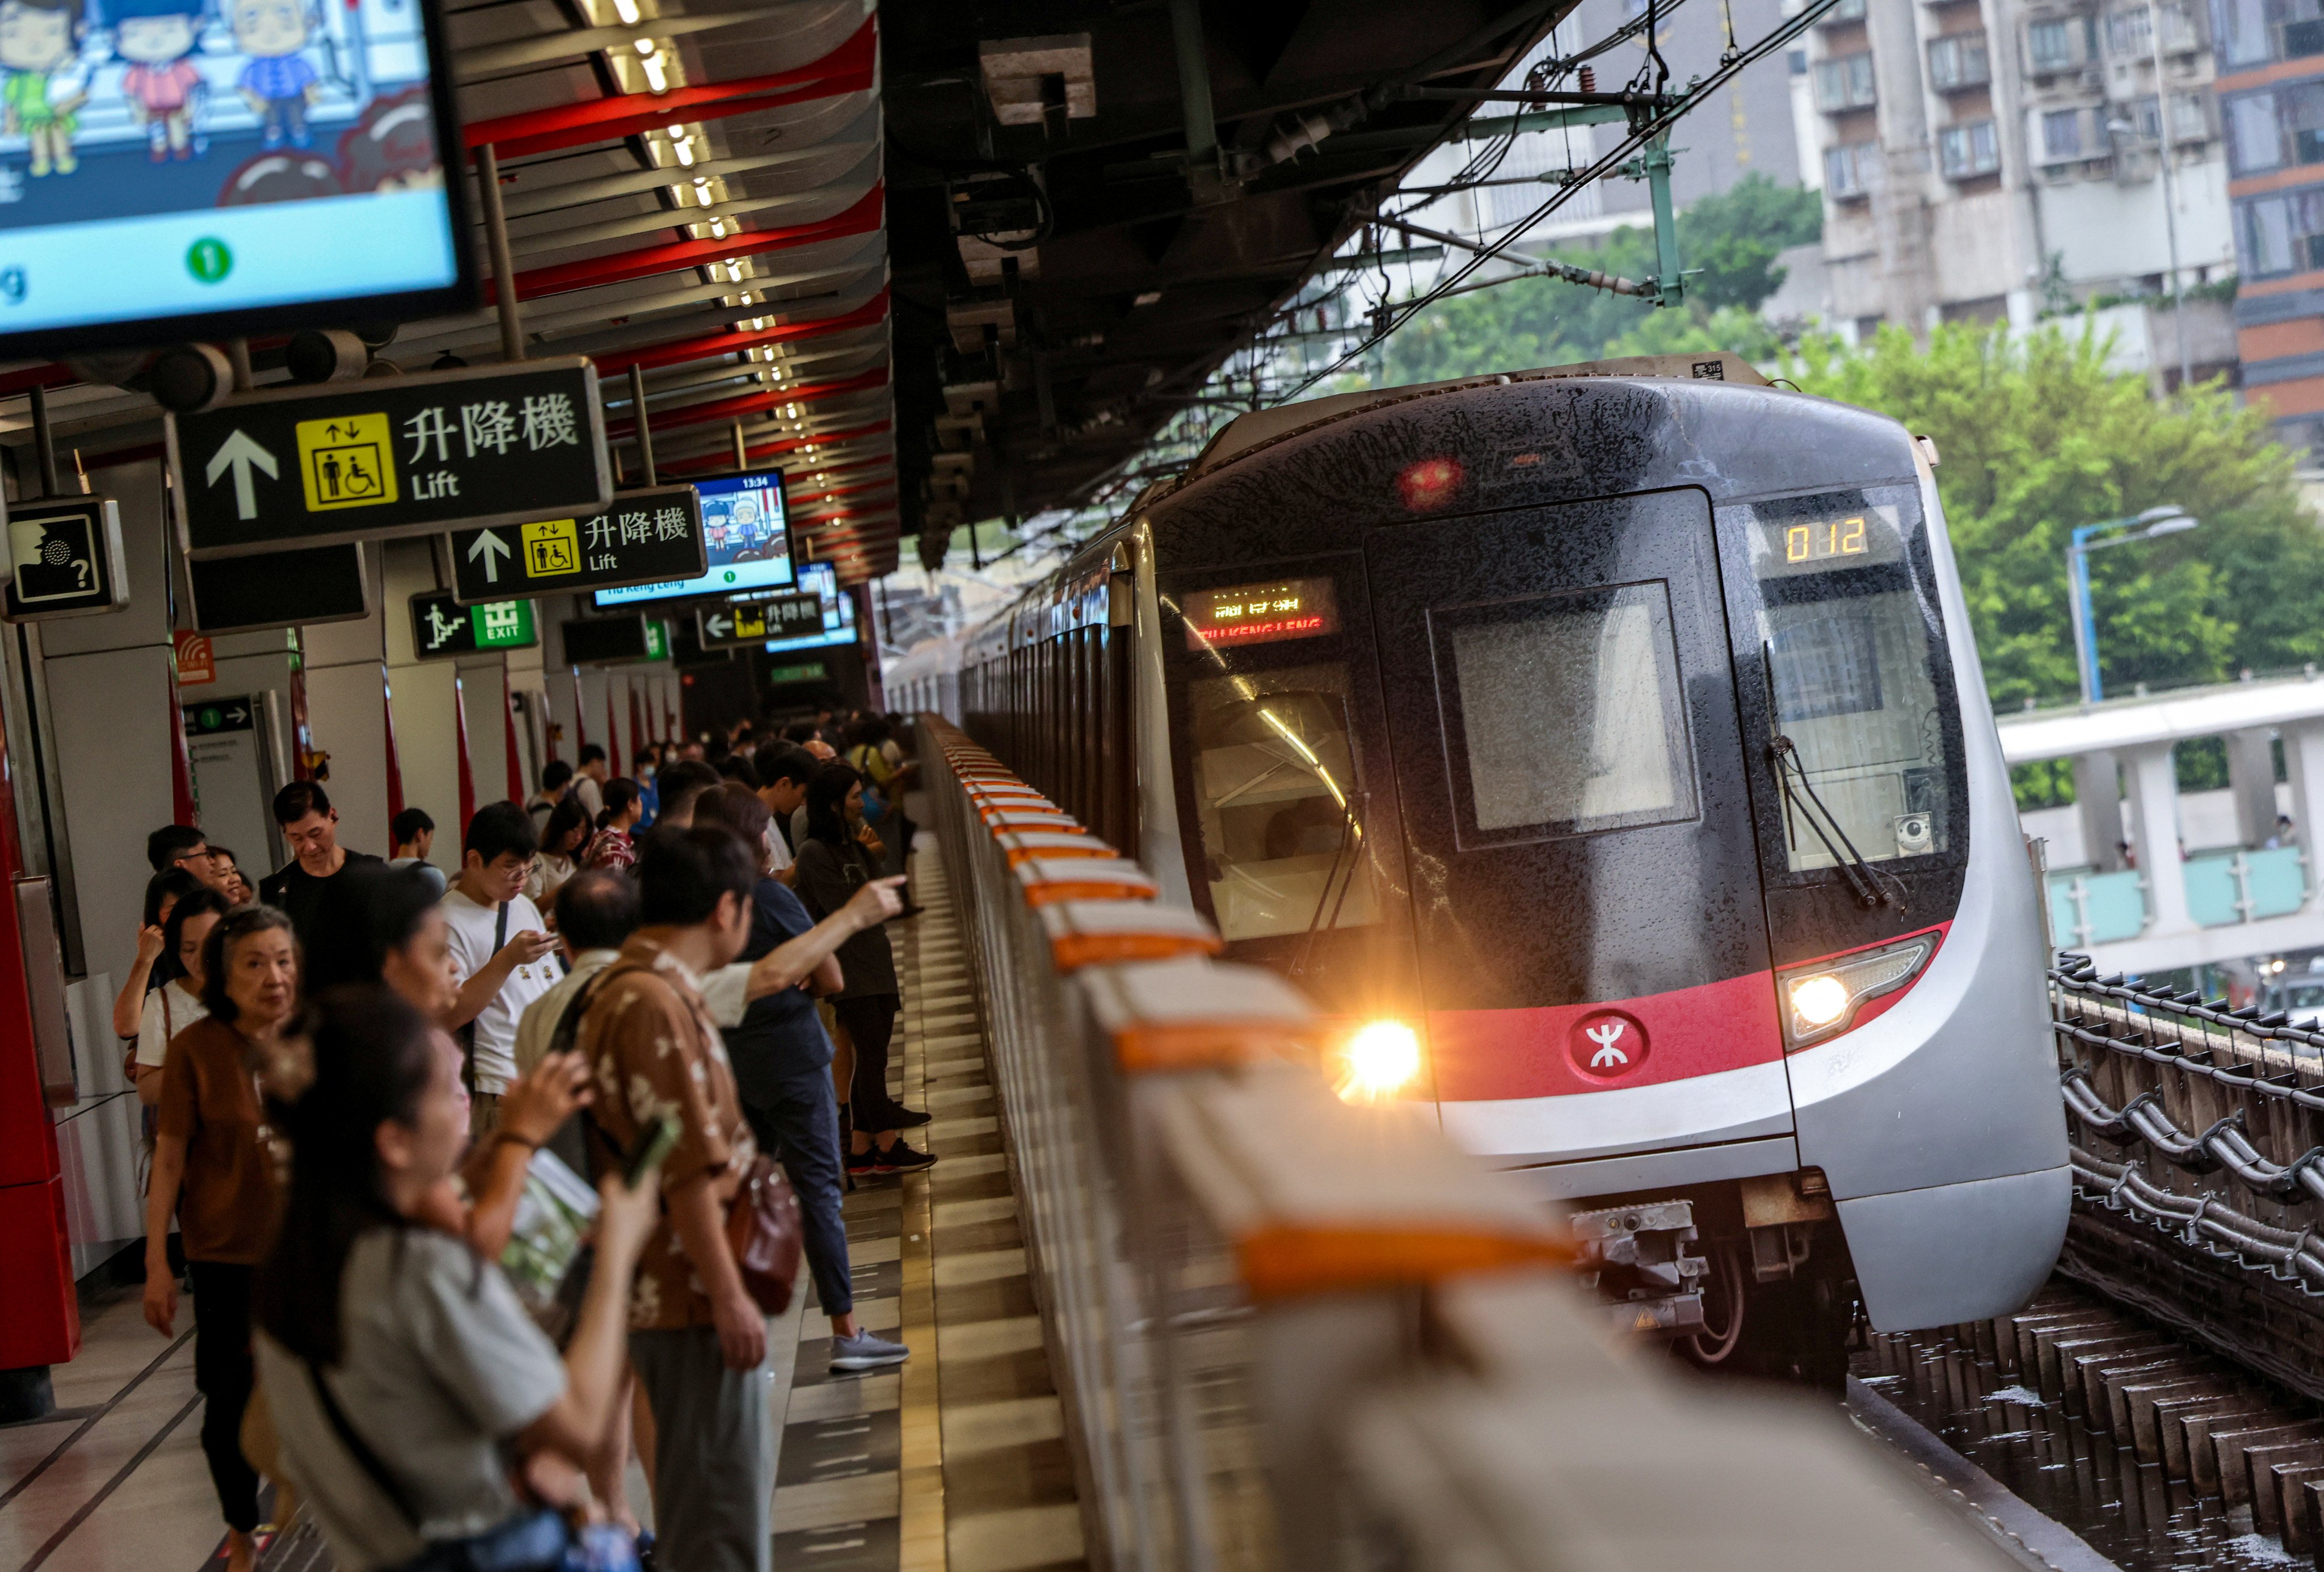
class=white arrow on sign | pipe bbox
[203,430,279,521]
[224,703,249,724]
[704,612,734,639]
[468,530,511,584]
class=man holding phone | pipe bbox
[442,802,561,1139]
[576,826,770,1572]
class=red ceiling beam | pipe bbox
[0,364,78,399]
[609,364,887,438]
[788,477,896,507]
[493,184,883,304]
[590,288,890,378]
[466,17,876,159]
[660,419,892,476]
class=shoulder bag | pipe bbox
[454,902,511,1096]
[567,961,804,1318]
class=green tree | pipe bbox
[1786,322,2324,714]
[1375,174,1822,384]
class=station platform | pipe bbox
[0,838,1085,1572]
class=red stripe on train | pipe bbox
[1426,969,1784,1102]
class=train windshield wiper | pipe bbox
[1762,640,1885,909]
[1771,735,1885,909]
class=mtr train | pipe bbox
[890,352,2069,1381]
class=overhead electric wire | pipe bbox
[1268,0,1846,406]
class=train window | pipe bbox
[1429,582,1698,846]
[1185,666,1378,941]
[1746,498,1956,871]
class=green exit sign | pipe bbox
[410,592,537,659]
[766,661,827,685]
[643,620,670,661]
[474,599,536,648]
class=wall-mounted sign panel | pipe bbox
[170,358,611,558]
[2,495,127,622]
[447,484,706,604]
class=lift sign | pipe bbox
[1181,577,1340,650]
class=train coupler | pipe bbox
[1571,1199,1709,1336]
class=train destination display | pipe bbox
[1179,577,1340,649]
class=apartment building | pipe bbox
[2220,0,2324,451]
[1801,0,2234,362]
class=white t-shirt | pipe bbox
[440,888,559,1095]
[764,822,792,875]
[135,978,210,1068]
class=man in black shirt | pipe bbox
[257,781,384,952]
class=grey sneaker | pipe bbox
[831,1331,911,1372]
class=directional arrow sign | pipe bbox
[169,357,612,560]
[182,695,256,737]
[696,590,821,649]
[447,484,705,605]
[203,431,278,520]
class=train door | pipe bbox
[1361,487,1791,1169]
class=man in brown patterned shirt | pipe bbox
[575,825,769,1572]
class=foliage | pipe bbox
[1373,175,1821,383]
[1786,322,2324,718]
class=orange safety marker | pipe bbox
[998,830,1117,865]
[1039,899,1219,970]
[1077,955,1312,1071]
[1013,856,1154,906]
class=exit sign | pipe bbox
[411,592,537,659]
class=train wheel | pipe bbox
[1676,1248,1858,1393]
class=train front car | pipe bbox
[1139,368,2069,1379]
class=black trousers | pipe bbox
[835,993,903,1133]
[187,1259,262,1533]
[734,1057,852,1315]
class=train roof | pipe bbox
[1178,348,1774,484]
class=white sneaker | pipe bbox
[831,1331,910,1371]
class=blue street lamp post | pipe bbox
[2066,506,2200,705]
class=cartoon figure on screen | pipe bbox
[0,0,90,178]
[114,0,206,162]
[226,0,315,149]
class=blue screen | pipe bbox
[761,561,855,652]
[593,470,793,608]
[0,0,462,344]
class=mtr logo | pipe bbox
[1568,1011,1649,1079]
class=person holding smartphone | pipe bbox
[442,804,562,1139]
[253,987,663,1572]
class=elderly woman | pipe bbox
[142,904,300,1572]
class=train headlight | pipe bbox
[1337,1019,1423,1103]
[1778,931,1942,1049]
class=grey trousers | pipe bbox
[630,1323,774,1572]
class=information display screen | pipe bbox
[759,561,855,652]
[0,0,471,354]
[1754,503,1906,577]
[592,470,791,607]
[1180,577,1340,650]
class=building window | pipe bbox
[2229,82,2323,173]
[2028,16,2083,68]
[1825,140,1879,196]
[2107,7,2153,52]
[2235,185,2324,276]
[1821,0,1868,20]
[1788,47,1809,74]
[2171,89,2212,141]
[1814,52,1877,110]
[1928,31,1992,87]
[1939,119,2002,176]
[2043,107,2085,159]
[2226,0,2324,61]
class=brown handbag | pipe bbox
[725,1152,805,1314]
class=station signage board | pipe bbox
[410,592,538,660]
[2,494,128,622]
[182,695,256,737]
[561,615,654,666]
[170,358,612,559]
[697,592,822,650]
[447,485,706,604]
[188,543,372,634]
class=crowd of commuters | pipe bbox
[126,708,928,1572]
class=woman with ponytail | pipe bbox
[582,778,643,872]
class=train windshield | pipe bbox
[1741,493,1959,875]
[1183,668,1378,940]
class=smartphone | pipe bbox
[624,1116,681,1188]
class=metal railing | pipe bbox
[915,714,2015,1572]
